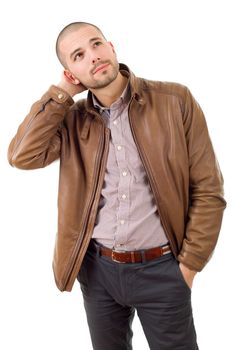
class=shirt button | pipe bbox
[121,194,127,199]
[113,120,118,125]
[120,220,125,225]
[122,171,127,177]
[117,145,122,151]
[57,93,64,99]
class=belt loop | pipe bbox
[96,245,101,257]
[131,251,135,263]
[141,250,146,263]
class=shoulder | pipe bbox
[64,98,89,123]
[69,98,88,114]
[63,98,89,128]
[138,77,189,101]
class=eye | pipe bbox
[74,52,83,61]
[94,41,102,47]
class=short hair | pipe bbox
[55,21,106,68]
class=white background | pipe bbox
[0,0,232,348]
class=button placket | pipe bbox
[111,109,132,248]
[111,116,125,169]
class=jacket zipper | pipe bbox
[128,99,177,257]
[62,122,109,290]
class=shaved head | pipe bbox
[56,22,106,68]
[54,22,119,92]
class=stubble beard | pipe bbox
[80,61,119,90]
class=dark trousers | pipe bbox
[77,239,199,350]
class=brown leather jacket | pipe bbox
[8,64,226,292]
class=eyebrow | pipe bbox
[70,37,103,59]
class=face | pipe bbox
[59,26,119,90]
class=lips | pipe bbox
[93,63,110,74]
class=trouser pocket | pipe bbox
[174,259,192,292]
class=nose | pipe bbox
[88,46,101,65]
[92,56,101,64]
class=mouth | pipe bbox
[93,63,110,74]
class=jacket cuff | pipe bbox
[177,249,209,272]
[45,85,75,106]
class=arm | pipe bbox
[177,88,226,273]
[8,86,73,169]
[8,73,86,170]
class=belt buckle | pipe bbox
[111,249,126,263]
[161,245,171,255]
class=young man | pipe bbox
[8,22,226,349]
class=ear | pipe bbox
[64,70,80,85]
[109,41,116,54]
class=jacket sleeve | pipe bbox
[8,85,74,169]
[177,87,227,271]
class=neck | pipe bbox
[90,72,128,107]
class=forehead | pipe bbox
[59,26,104,55]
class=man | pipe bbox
[8,22,226,349]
